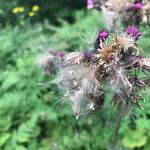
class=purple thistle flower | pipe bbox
[126,25,142,41]
[94,29,109,49]
[131,2,144,11]
[87,0,94,9]
[54,51,65,58]
[83,51,93,60]
[98,29,109,42]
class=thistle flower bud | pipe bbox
[126,25,142,41]
[98,29,109,41]
[95,29,109,50]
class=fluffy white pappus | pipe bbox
[70,89,84,116]
[113,33,139,55]
[65,52,83,65]
[143,1,150,23]
[52,63,100,117]
[101,6,116,29]
[109,66,132,101]
[37,54,54,68]
[121,33,135,48]
[141,58,150,68]
[105,0,130,12]
[101,0,131,29]
[81,78,98,94]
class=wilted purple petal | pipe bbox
[128,56,137,62]
[87,0,94,9]
[54,51,65,58]
[126,25,142,41]
[83,51,93,60]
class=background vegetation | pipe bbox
[0,0,150,150]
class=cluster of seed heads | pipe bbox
[38,25,150,119]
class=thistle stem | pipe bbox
[109,106,123,150]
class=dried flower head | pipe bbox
[143,0,150,23]
[88,0,150,29]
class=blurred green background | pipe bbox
[0,0,150,150]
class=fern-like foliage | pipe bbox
[0,9,150,150]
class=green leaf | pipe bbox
[1,71,19,91]
[0,118,12,132]
[144,139,150,150]
[0,133,11,147]
[122,129,147,149]
[15,145,27,150]
[16,120,40,143]
[136,118,150,131]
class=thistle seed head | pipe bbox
[41,27,150,118]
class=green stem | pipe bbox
[109,106,123,150]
